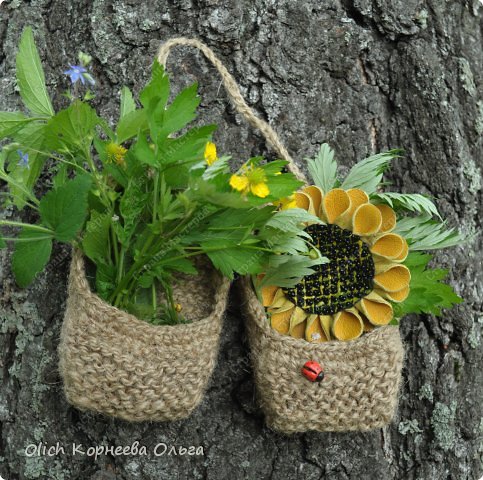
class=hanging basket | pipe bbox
[242,277,404,434]
[58,250,230,422]
[152,38,406,433]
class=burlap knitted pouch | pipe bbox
[58,250,230,422]
[241,276,404,433]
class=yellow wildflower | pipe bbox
[106,142,128,167]
[204,141,218,166]
[229,164,270,198]
[274,194,297,210]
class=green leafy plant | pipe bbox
[0,27,325,325]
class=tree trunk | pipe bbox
[0,1,481,479]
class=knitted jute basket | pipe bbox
[59,250,230,421]
[242,277,404,433]
[156,38,405,433]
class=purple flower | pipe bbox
[17,150,29,169]
[63,65,95,86]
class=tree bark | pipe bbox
[0,1,481,479]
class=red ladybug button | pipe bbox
[302,361,324,382]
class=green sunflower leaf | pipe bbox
[306,143,338,192]
[393,215,464,250]
[371,192,441,219]
[341,149,403,194]
[394,252,463,317]
[265,208,323,237]
[16,27,54,117]
[257,254,329,289]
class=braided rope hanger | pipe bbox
[157,37,307,183]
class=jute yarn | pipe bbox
[58,250,230,421]
[242,277,404,433]
[156,38,405,432]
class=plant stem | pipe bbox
[110,224,119,266]
[0,220,53,235]
[0,173,40,205]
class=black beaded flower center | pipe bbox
[283,224,375,315]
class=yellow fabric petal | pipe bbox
[270,307,294,335]
[291,320,306,339]
[303,185,323,217]
[356,291,393,326]
[362,315,375,332]
[305,315,328,343]
[229,174,249,192]
[289,306,308,337]
[319,315,332,341]
[346,188,369,216]
[371,233,405,260]
[251,182,270,198]
[374,258,396,274]
[322,188,351,224]
[393,238,409,262]
[332,308,363,341]
[374,265,411,292]
[375,204,396,233]
[375,286,410,303]
[268,298,295,314]
[261,285,278,307]
[295,191,315,214]
[352,203,382,236]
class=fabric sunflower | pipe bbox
[260,186,411,342]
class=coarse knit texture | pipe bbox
[241,276,404,433]
[58,250,230,422]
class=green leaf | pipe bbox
[159,125,216,165]
[306,143,338,192]
[0,237,6,249]
[156,82,200,138]
[120,86,136,119]
[39,175,92,242]
[12,229,52,287]
[266,208,323,236]
[0,112,34,137]
[202,156,230,180]
[94,263,116,301]
[8,122,48,209]
[204,244,266,278]
[371,192,441,219]
[116,109,148,143]
[393,215,464,250]
[82,211,112,265]
[140,61,170,111]
[45,101,99,151]
[341,149,402,194]
[394,252,463,317]
[130,134,157,167]
[118,178,148,246]
[16,27,54,117]
[257,254,329,288]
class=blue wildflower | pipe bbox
[63,65,95,86]
[17,150,29,169]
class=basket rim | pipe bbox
[70,248,231,333]
[241,275,400,352]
